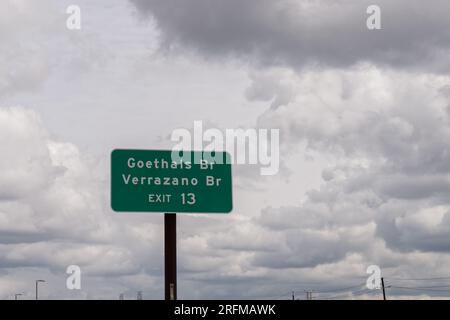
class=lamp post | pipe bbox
[35,280,45,300]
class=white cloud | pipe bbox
[248,65,450,277]
[0,107,158,297]
[0,1,58,96]
[3,0,450,300]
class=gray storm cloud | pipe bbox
[131,0,450,72]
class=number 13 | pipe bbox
[181,193,196,205]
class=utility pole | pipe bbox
[381,277,387,300]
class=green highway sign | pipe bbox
[111,149,233,213]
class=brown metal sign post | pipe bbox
[165,213,177,300]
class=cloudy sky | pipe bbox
[2,0,450,300]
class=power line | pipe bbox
[267,291,293,300]
[312,283,366,293]
[320,288,375,300]
[390,286,450,293]
[390,285,450,289]
[385,276,450,281]
[264,282,367,300]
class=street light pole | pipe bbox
[35,280,45,300]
